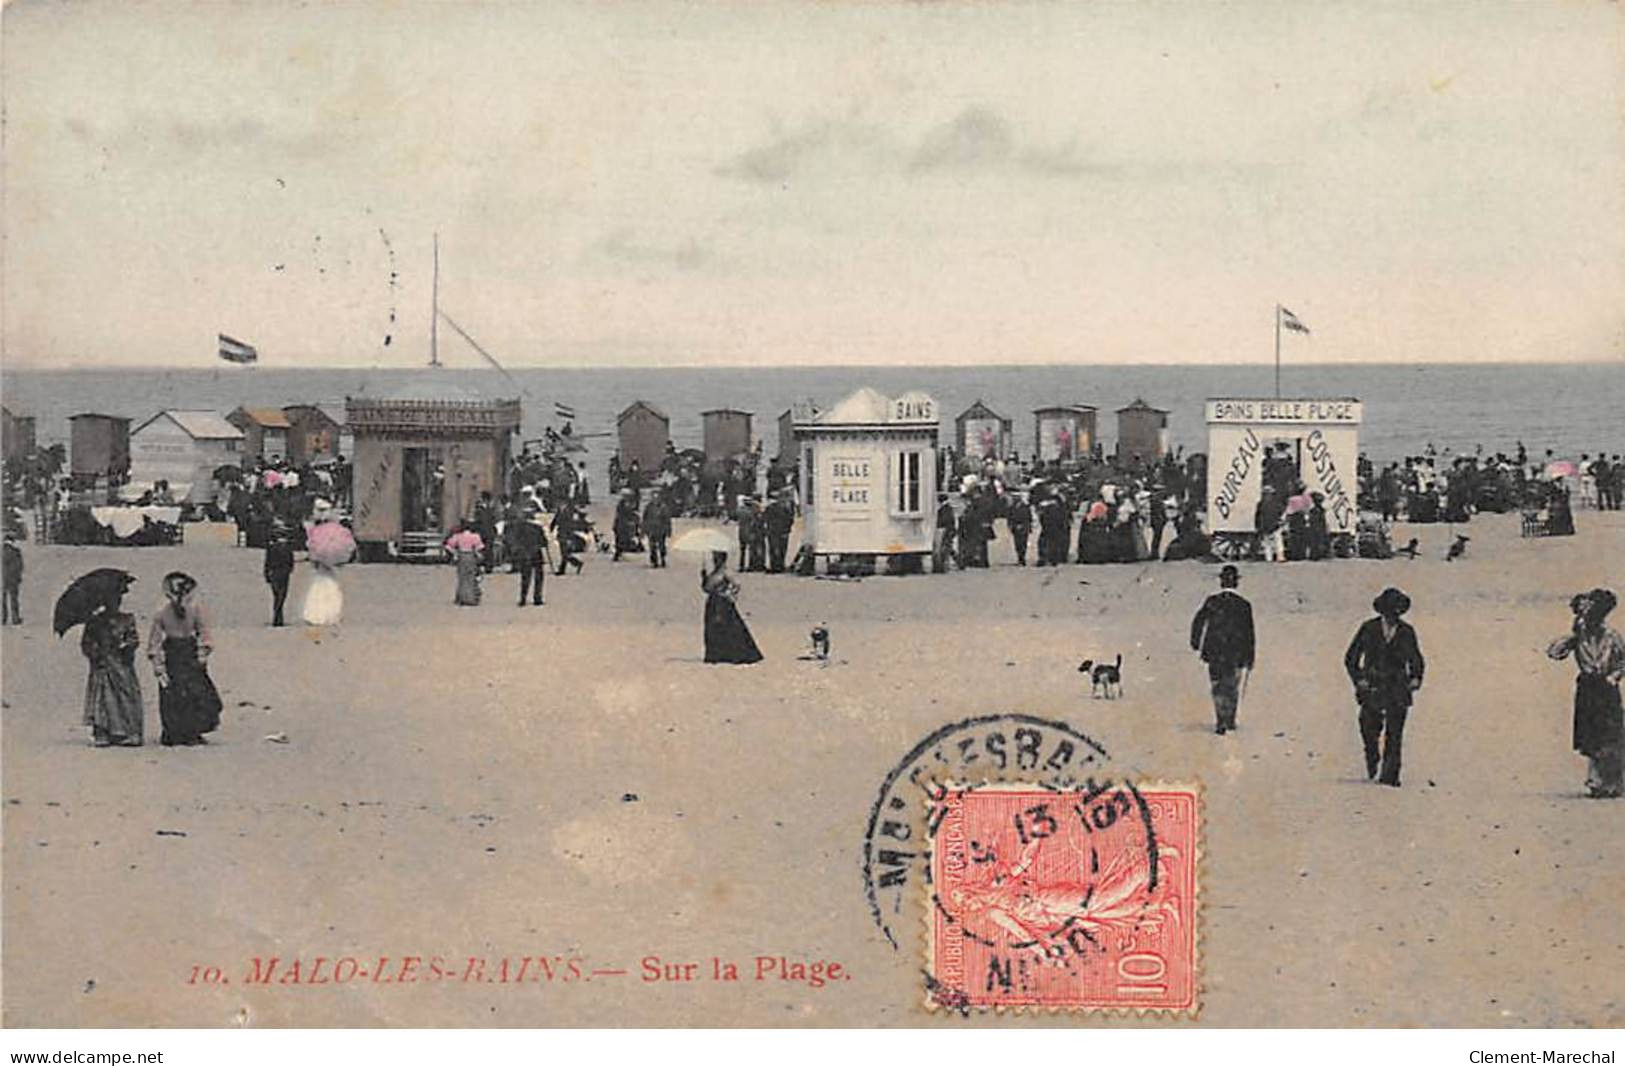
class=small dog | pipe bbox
[809,624,830,661]
[1445,534,1470,562]
[1394,537,1420,559]
[1078,654,1124,699]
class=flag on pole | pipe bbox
[1279,307,1311,335]
[554,402,576,421]
[217,334,258,364]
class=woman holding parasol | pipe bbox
[674,528,762,665]
[55,568,144,747]
[148,572,222,746]
[302,499,355,626]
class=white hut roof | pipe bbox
[133,410,244,440]
[819,387,893,425]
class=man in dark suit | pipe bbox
[1190,565,1256,734]
[263,522,295,627]
[763,492,795,573]
[511,514,548,606]
[2,534,23,625]
[1344,587,1426,786]
[643,492,672,570]
[1005,492,1032,566]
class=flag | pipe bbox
[1279,307,1311,335]
[218,333,258,364]
[554,402,576,421]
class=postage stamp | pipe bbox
[925,783,1199,1014]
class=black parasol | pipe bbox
[53,569,137,636]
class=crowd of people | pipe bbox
[224,455,353,550]
[4,423,1619,800]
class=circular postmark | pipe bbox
[862,714,1188,1012]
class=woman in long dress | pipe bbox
[702,551,762,664]
[149,572,222,746]
[82,586,144,746]
[448,528,484,606]
[301,501,353,626]
[1547,588,1624,798]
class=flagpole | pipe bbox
[430,232,441,368]
[1273,303,1281,399]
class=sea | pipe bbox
[2,362,1620,464]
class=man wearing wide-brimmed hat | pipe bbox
[1547,588,1625,798]
[1190,564,1256,735]
[1344,587,1427,786]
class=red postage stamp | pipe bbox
[926,783,1199,1014]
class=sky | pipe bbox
[3,0,1623,370]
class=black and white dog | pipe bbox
[1078,654,1124,699]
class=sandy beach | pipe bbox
[3,507,1621,1027]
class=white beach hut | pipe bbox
[794,387,940,573]
[128,410,245,505]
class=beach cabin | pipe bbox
[616,401,669,475]
[794,387,939,574]
[226,407,291,462]
[955,400,1012,461]
[347,382,522,561]
[2,406,36,465]
[69,414,131,480]
[702,409,753,472]
[1115,398,1171,465]
[1204,397,1362,551]
[284,403,350,463]
[1033,405,1097,463]
[128,410,243,505]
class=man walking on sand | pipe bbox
[1190,564,1255,735]
[1344,587,1426,787]
[2,533,22,625]
[262,521,295,627]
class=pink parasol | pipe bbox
[1283,492,1314,516]
[1544,460,1577,480]
[305,521,356,567]
[444,529,484,553]
[262,470,284,489]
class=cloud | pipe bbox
[591,228,713,272]
[907,107,1015,172]
[60,112,353,161]
[718,106,1134,185]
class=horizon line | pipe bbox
[3,357,1623,373]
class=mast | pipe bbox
[430,232,441,368]
[1273,303,1281,399]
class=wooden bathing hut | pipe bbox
[1115,398,1171,466]
[955,400,1012,461]
[1033,404,1097,463]
[616,401,670,475]
[347,381,522,561]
